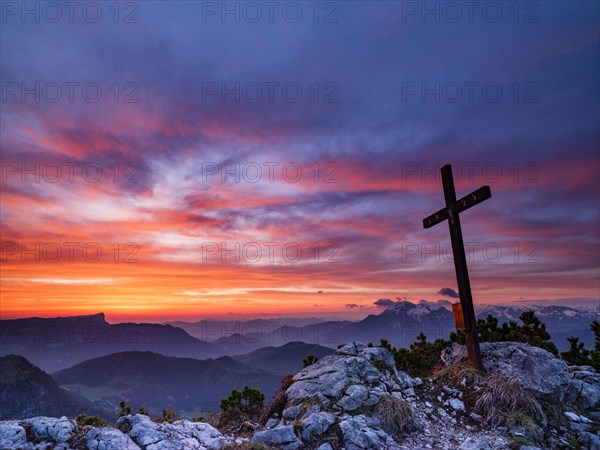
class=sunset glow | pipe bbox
[1,2,598,322]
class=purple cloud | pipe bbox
[437,288,460,299]
[374,299,395,307]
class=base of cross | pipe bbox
[465,329,484,371]
[452,302,484,371]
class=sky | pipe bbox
[1,1,599,322]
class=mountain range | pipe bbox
[166,317,333,340]
[2,302,597,375]
[0,313,227,372]
[202,301,598,351]
[1,302,597,420]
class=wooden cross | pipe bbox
[422,164,491,371]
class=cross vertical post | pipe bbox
[423,164,490,371]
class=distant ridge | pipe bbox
[232,341,334,375]
[1,312,107,324]
[0,354,98,420]
[0,313,223,372]
[214,301,596,351]
[52,351,281,418]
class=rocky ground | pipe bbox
[1,341,599,449]
[0,414,246,450]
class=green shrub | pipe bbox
[262,374,294,423]
[303,354,319,368]
[193,412,219,426]
[75,414,106,427]
[375,310,562,377]
[591,321,600,371]
[509,435,535,450]
[388,334,451,377]
[507,311,558,355]
[154,409,177,423]
[560,320,600,370]
[561,337,590,366]
[118,400,132,417]
[219,386,265,427]
[453,310,559,355]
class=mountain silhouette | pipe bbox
[52,351,281,418]
[232,341,334,375]
[0,313,222,372]
[0,355,99,420]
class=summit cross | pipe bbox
[422,164,492,371]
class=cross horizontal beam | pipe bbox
[422,185,491,229]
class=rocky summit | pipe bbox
[253,341,514,450]
[1,341,600,450]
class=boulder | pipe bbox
[253,425,302,450]
[287,342,415,409]
[0,421,26,449]
[441,342,468,365]
[265,417,279,428]
[86,427,141,450]
[336,341,368,356]
[117,415,229,450]
[120,415,165,447]
[171,420,229,449]
[567,365,600,410]
[300,411,336,441]
[447,398,465,411]
[282,404,302,420]
[336,384,370,411]
[21,416,77,443]
[441,342,570,401]
[146,437,204,450]
[339,414,399,450]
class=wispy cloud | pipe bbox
[2,278,115,285]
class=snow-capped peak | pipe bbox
[384,299,453,317]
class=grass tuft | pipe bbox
[374,395,415,435]
[432,362,484,388]
[472,371,545,427]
